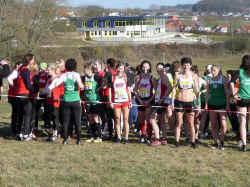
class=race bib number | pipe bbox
[85,81,93,90]
[138,89,149,98]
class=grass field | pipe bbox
[0,54,250,187]
[0,105,250,187]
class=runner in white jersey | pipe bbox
[149,63,172,146]
[109,62,131,143]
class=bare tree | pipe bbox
[17,0,65,51]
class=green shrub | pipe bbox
[224,38,248,53]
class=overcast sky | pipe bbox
[66,0,200,9]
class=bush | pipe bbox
[52,22,77,32]
[224,38,248,53]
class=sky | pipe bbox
[66,0,200,9]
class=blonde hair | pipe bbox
[29,63,39,74]
[48,63,60,75]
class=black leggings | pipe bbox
[8,98,19,135]
[63,101,82,141]
[17,97,32,136]
[48,104,60,132]
[35,99,50,129]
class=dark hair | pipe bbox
[156,62,165,68]
[136,65,141,75]
[23,53,34,66]
[226,70,234,76]
[140,60,152,73]
[116,61,125,69]
[240,55,250,74]
[84,62,93,70]
[13,61,22,70]
[181,57,192,66]
[107,58,116,69]
[65,58,77,71]
[191,65,199,75]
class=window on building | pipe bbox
[99,31,102,35]
[109,31,112,35]
[127,31,130,36]
[113,31,117,35]
[82,21,86,28]
[134,31,140,36]
[105,31,107,36]
[95,31,97,35]
[106,20,111,28]
[94,20,98,28]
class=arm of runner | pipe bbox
[48,74,65,90]
[205,80,210,110]
[171,75,179,109]
[163,74,173,103]
[76,73,84,90]
[193,74,200,108]
[134,75,143,104]
[223,77,230,110]
[7,70,18,86]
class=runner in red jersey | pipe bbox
[7,62,22,136]
[34,63,49,131]
[44,64,62,141]
[100,58,117,140]
[15,53,37,141]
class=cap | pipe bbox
[40,62,47,70]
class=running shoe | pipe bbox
[140,136,145,143]
[220,141,225,151]
[16,134,23,141]
[175,141,180,147]
[151,139,161,147]
[161,138,168,145]
[85,137,94,143]
[121,138,128,144]
[62,140,67,145]
[115,138,121,143]
[23,135,32,141]
[146,138,152,145]
[51,136,57,142]
[200,132,208,139]
[191,142,196,149]
[211,143,219,149]
[238,140,243,147]
[242,145,247,152]
[195,139,201,144]
[76,140,81,145]
[93,138,102,143]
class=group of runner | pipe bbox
[1,54,250,152]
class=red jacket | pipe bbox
[46,77,62,108]
[16,66,30,95]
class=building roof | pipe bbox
[86,15,167,21]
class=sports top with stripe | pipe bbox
[112,74,129,103]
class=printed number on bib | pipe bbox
[85,81,93,90]
[139,89,149,98]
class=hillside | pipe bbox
[192,0,250,13]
